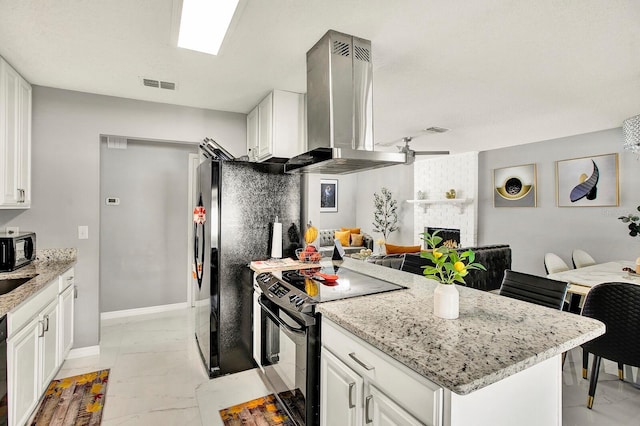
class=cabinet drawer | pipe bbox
[8,280,57,337]
[58,267,74,293]
[322,319,443,426]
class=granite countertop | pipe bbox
[316,258,605,395]
[0,249,77,317]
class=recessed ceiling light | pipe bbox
[177,0,240,55]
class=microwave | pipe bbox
[0,232,36,272]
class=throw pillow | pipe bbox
[350,233,364,247]
[335,230,351,247]
[385,243,421,254]
[340,227,361,235]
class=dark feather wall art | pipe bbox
[556,154,619,207]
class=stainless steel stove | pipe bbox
[253,264,405,425]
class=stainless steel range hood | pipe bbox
[285,30,406,174]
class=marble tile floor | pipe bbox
[55,308,640,425]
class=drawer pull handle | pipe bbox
[67,276,74,281]
[365,395,373,424]
[44,315,49,332]
[349,352,374,371]
[348,382,355,408]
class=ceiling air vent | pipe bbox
[143,78,160,88]
[424,126,450,134]
[141,77,177,90]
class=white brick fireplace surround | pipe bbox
[412,152,479,248]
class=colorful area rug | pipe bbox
[219,394,294,426]
[29,369,109,426]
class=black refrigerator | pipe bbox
[193,159,301,377]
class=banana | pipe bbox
[304,223,318,244]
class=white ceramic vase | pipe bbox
[433,283,459,319]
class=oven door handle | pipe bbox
[258,299,306,335]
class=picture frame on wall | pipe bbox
[556,153,619,207]
[320,179,338,212]
[493,163,537,207]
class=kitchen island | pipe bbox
[315,258,604,426]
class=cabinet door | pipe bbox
[320,349,363,426]
[39,299,59,393]
[7,317,39,426]
[366,384,424,426]
[59,284,74,361]
[247,107,259,161]
[0,60,20,206]
[257,92,273,160]
[16,77,30,206]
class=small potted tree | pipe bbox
[372,187,399,253]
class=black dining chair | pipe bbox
[499,270,569,310]
[580,282,640,409]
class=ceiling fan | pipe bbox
[376,128,450,165]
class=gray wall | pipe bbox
[305,174,358,230]
[100,139,197,312]
[355,164,415,245]
[0,86,246,348]
[479,128,640,275]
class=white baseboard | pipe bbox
[100,302,189,320]
[66,345,100,359]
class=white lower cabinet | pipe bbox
[321,319,443,426]
[367,384,423,426]
[58,284,74,360]
[7,267,75,426]
[7,316,39,426]
[38,299,59,393]
[320,349,363,426]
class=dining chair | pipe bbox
[580,282,640,409]
[544,253,571,275]
[498,270,569,310]
[572,249,596,269]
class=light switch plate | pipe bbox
[5,226,19,235]
[78,225,89,240]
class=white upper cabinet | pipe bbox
[0,56,31,208]
[246,89,306,162]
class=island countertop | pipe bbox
[0,249,77,317]
[316,258,605,395]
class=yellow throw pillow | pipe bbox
[385,243,421,254]
[335,230,351,247]
[340,227,361,235]
[350,233,364,247]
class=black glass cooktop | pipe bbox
[275,266,405,303]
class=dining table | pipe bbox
[547,260,640,309]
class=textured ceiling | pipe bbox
[1,0,639,153]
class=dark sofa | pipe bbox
[366,244,512,292]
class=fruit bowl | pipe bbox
[296,247,322,264]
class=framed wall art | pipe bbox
[320,179,338,212]
[556,153,619,207]
[493,163,537,207]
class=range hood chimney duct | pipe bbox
[285,30,406,174]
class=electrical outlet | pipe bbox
[78,226,89,240]
[5,226,19,235]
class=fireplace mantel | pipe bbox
[406,198,472,213]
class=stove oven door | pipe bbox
[258,295,319,426]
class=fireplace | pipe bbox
[424,227,461,248]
